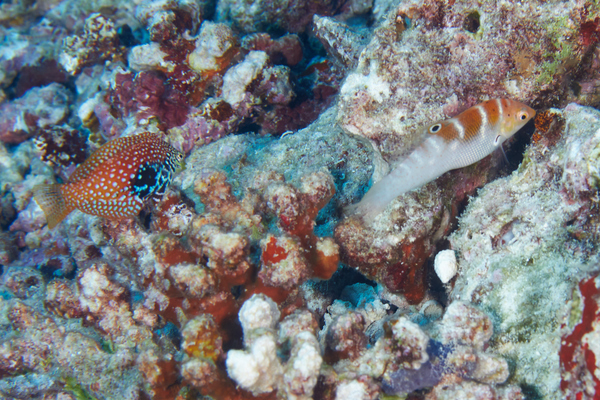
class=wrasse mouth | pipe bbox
[501,117,536,169]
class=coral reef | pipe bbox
[226,294,323,398]
[333,0,600,306]
[312,15,370,70]
[0,20,67,91]
[559,273,600,400]
[334,151,500,304]
[2,0,600,397]
[318,288,520,399]
[59,13,125,75]
[449,104,600,399]
[0,294,146,399]
[216,0,344,34]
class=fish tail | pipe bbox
[344,176,403,224]
[344,195,389,224]
[32,184,73,229]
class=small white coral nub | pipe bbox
[238,293,280,334]
[434,249,458,284]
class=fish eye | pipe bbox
[518,111,528,121]
[429,123,442,133]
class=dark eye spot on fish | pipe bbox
[132,162,173,198]
[429,124,442,133]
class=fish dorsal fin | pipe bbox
[68,133,159,183]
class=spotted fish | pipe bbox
[346,99,536,222]
[34,132,183,229]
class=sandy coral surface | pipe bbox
[1,0,600,399]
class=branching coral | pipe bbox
[226,294,323,399]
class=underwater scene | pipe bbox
[1,0,600,399]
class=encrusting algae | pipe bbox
[33,132,183,229]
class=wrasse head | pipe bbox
[425,99,536,146]
[493,99,536,145]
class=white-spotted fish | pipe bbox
[34,132,183,229]
[346,99,536,222]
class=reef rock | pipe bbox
[216,0,342,34]
[449,104,600,399]
[338,0,599,163]
[0,83,71,144]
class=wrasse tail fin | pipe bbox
[33,184,73,229]
[343,176,403,224]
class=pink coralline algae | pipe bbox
[168,98,238,153]
[107,69,194,132]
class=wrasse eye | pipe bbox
[429,123,442,133]
[517,111,529,121]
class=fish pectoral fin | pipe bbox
[33,184,74,229]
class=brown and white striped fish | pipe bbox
[345,99,535,222]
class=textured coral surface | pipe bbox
[1,0,600,399]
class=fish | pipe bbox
[345,99,536,222]
[34,132,184,229]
